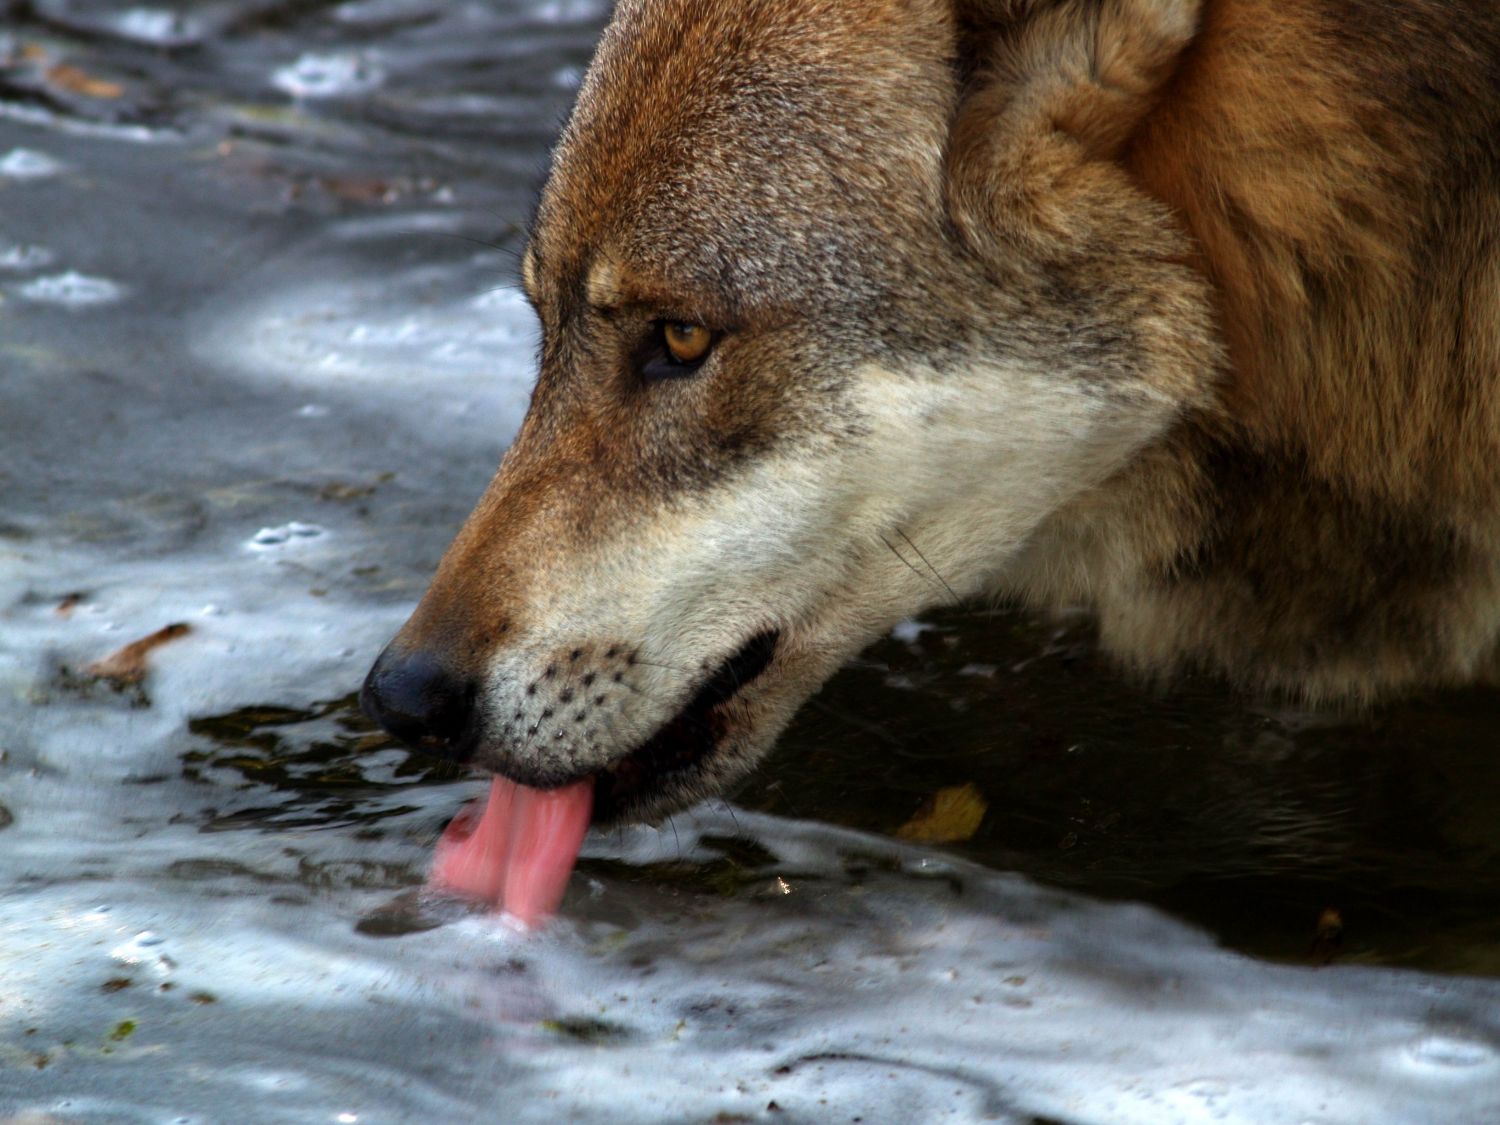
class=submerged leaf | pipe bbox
[895,782,988,844]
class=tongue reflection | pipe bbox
[429,775,593,928]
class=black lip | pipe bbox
[592,629,780,822]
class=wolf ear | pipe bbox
[947,0,1202,261]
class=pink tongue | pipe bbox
[429,775,593,928]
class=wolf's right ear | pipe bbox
[947,0,1202,262]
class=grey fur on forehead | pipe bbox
[538,0,957,304]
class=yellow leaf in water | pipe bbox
[47,63,124,99]
[895,782,988,844]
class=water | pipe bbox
[3,3,1500,1121]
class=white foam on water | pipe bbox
[891,618,938,644]
[272,53,387,99]
[248,522,327,549]
[111,8,206,47]
[0,147,64,179]
[17,271,123,306]
[0,100,178,142]
[530,0,612,22]
[7,504,1500,1125]
[0,243,56,271]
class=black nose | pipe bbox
[360,646,476,764]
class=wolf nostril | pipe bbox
[359,646,475,763]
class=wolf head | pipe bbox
[362,0,1219,823]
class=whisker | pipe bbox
[627,657,700,675]
[896,528,960,606]
[411,226,524,260]
[880,533,945,600]
[721,799,744,837]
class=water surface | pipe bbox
[3,4,1500,1122]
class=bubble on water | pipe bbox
[1405,1033,1498,1070]
[249,522,326,549]
[0,148,64,180]
[19,271,124,307]
[0,244,56,271]
[272,53,387,99]
[296,404,331,418]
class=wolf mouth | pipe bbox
[591,629,780,822]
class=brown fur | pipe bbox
[366,0,1500,819]
[1018,0,1500,699]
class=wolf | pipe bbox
[362,0,1500,826]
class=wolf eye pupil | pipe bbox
[663,322,712,364]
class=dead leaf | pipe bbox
[1309,906,1345,964]
[46,63,123,100]
[895,782,989,844]
[84,623,192,685]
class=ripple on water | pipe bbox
[333,0,445,26]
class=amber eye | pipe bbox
[663,322,713,364]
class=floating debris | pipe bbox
[84,623,192,686]
[45,62,123,99]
